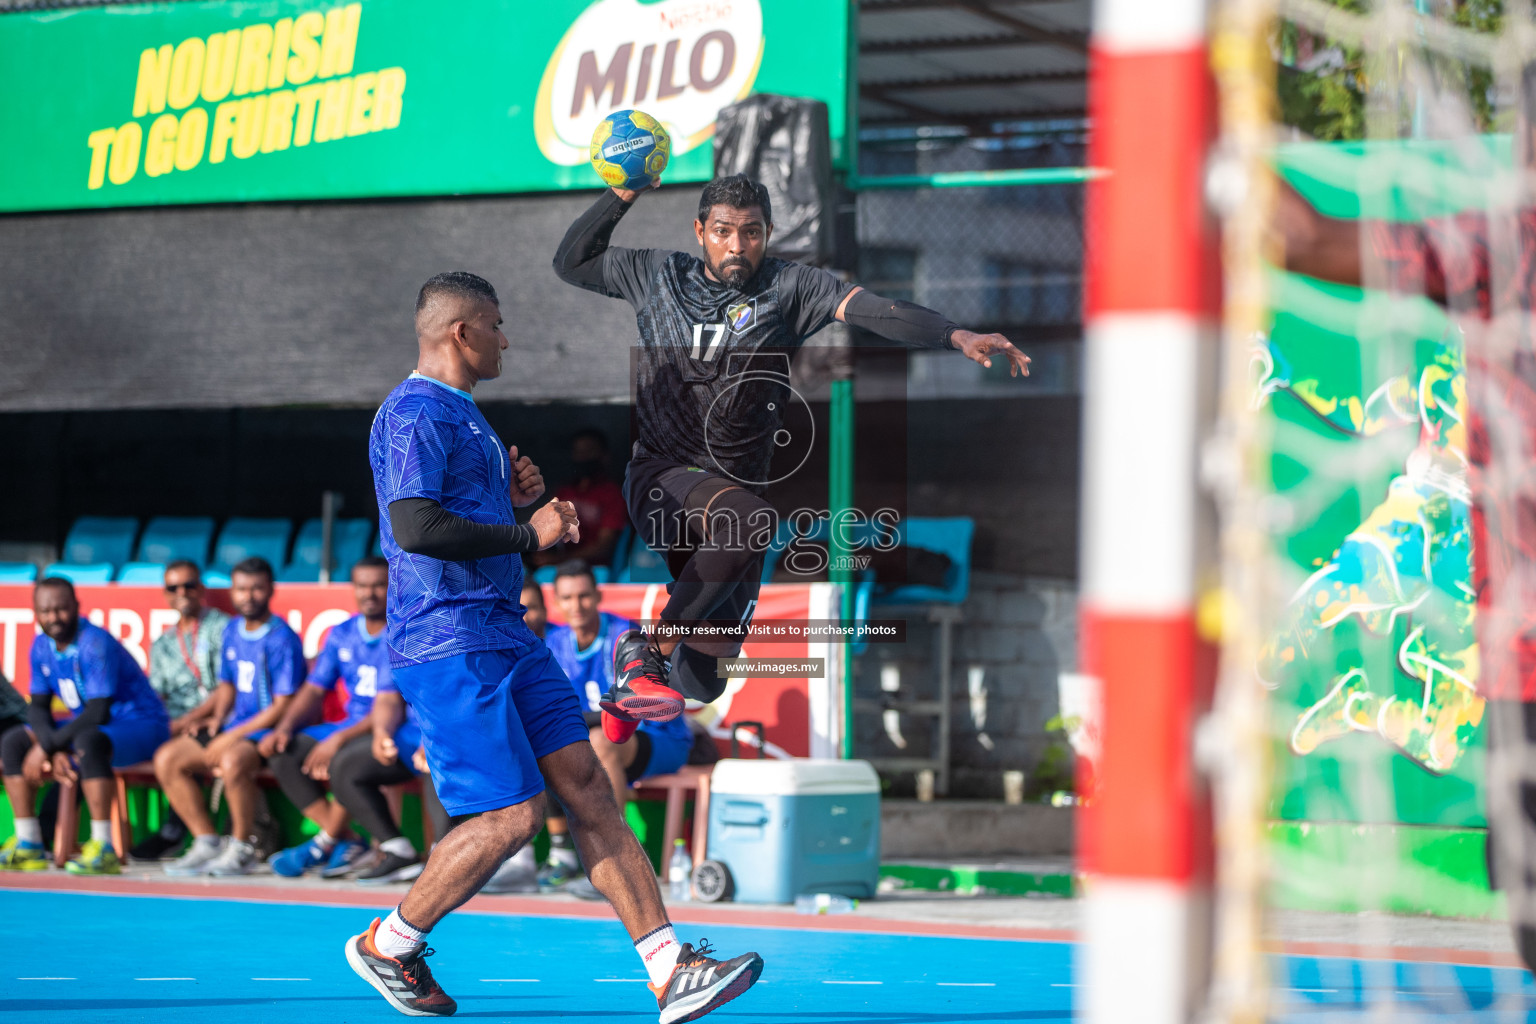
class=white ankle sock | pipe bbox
[380,836,416,858]
[375,907,427,958]
[90,820,112,845]
[192,833,221,853]
[314,829,338,852]
[14,817,41,846]
[635,924,681,986]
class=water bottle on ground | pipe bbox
[667,839,692,902]
[795,893,858,915]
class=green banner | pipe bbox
[0,0,851,213]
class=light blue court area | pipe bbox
[7,891,1536,1023]
[1,890,1069,1023]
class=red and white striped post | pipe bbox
[1080,0,1219,1022]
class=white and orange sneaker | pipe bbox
[650,940,763,1024]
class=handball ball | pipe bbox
[590,109,670,191]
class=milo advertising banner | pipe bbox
[0,0,851,212]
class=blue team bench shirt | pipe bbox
[218,616,306,729]
[307,614,391,726]
[370,372,537,668]
[30,621,167,726]
[547,612,691,747]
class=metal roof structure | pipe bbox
[858,0,1091,138]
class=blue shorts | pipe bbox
[101,717,170,768]
[636,723,691,779]
[392,642,587,816]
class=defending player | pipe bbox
[552,173,1031,741]
[346,271,764,1022]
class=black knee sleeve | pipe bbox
[0,722,33,776]
[267,734,327,811]
[670,643,729,704]
[74,726,115,780]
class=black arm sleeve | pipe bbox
[389,497,541,560]
[842,289,959,351]
[552,189,635,293]
[49,697,112,751]
[29,694,62,755]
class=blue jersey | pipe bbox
[307,614,391,725]
[29,622,167,726]
[370,373,536,667]
[218,617,306,727]
[547,613,691,746]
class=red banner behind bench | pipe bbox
[0,582,837,759]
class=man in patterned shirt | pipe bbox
[136,560,231,860]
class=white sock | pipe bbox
[314,830,338,852]
[192,833,221,853]
[374,907,427,958]
[14,817,41,846]
[635,924,681,986]
[90,820,112,845]
[380,836,416,859]
[548,837,579,868]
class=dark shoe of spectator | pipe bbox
[356,849,424,885]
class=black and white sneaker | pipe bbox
[345,918,458,1017]
[356,850,424,885]
[650,940,763,1024]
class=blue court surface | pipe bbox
[3,889,1536,1022]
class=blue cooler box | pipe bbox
[706,758,881,904]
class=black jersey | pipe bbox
[596,245,853,486]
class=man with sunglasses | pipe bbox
[134,561,232,859]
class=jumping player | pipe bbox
[553,173,1031,739]
[346,271,764,1022]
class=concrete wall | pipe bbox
[853,571,1079,800]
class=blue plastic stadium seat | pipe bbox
[593,566,611,584]
[617,532,671,583]
[372,531,384,556]
[533,565,557,584]
[136,516,216,567]
[41,562,113,584]
[0,563,38,584]
[116,562,167,586]
[879,517,974,605]
[212,518,294,573]
[63,516,139,569]
[286,518,374,580]
[277,563,321,583]
[203,570,232,588]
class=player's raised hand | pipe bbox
[951,330,1031,378]
[508,445,546,507]
[611,177,663,203]
[530,498,580,549]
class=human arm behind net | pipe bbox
[389,497,540,560]
[552,189,667,307]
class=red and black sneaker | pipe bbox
[344,918,458,1017]
[602,630,685,730]
[651,940,764,1024]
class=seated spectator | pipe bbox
[529,429,627,568]
[154,557,302,877]
[0,578,170,875]
[260,557,394,877]
[538,560,692,889]
[133,560,232,860]
[478,579,547,893]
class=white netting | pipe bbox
[1209,0,1536,1019]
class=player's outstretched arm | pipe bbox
[835,287,1032,378]
[552,183,667,305]
[390,497,544,560]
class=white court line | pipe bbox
[824,980,883,985]
[17,977,75,981]
[593,978,649,983]
[480,979,540,983]
[136,978,196,981]
[252,978,310,981]
[938,982,996,987]
[1050,983,1078,988]
[1287,988,1340,994]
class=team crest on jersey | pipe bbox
[727,301,755,332]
